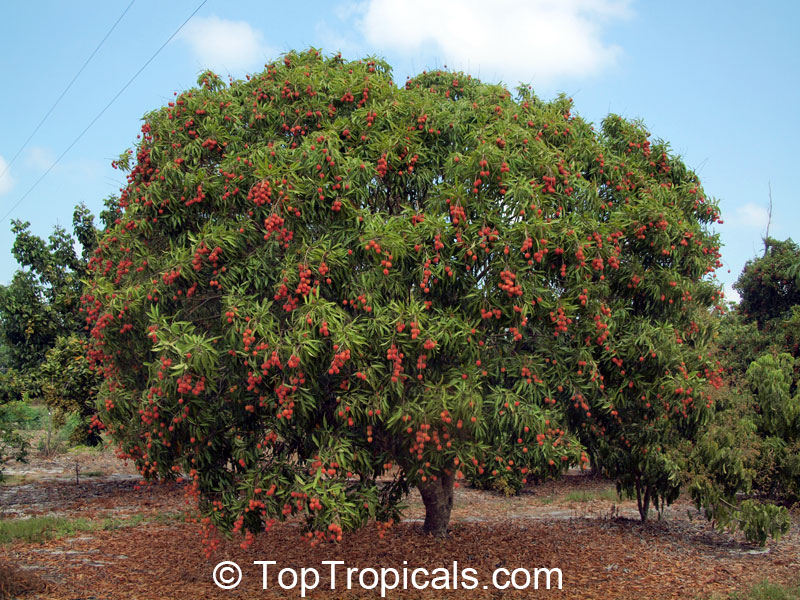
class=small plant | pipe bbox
[38,412,82,458]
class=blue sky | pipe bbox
[1,0,798,302]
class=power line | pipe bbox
[0,0,209,224]
[0,0,137,181]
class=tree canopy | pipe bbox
[0,204,103,444]
[734,237,800,327]
[85,49,723,544]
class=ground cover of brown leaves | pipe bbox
[1,451,798,600]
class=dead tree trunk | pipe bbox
[417,470,455,537]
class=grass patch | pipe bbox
[80,470,105,478]
[711,580,800,599]
[0,512,189,544]
[563,488,619,503]
[0,516,94,544]
[0,474,29,486]
[67,441,108,455]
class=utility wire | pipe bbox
[0,0,136,181]
[0,0,209,224]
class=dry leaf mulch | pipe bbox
[1,472,798,600]
[0,477,185,521]
[3,515,799,600]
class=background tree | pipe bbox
[86,50,723,545]
[39,335,100,442]
[0,203,103,444]
[734,237,800,327]
[0,270,60,376]
[563,115,725,522]
[684,236,800,545]
[744,354,800,500]
[0,372,30,482]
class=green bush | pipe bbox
[0,402,33,482]
[687,371,795,546]
[1,401,46,430]
[746,354,800,501]
[39,335,101,445]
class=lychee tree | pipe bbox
[563,115,726,521]
[85,49,722,544]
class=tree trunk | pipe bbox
[418,471,455,537]
[636,480,651,522]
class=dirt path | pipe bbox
[1,451,798,599]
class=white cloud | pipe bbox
[316,20,361,58]
[178,16,275,74]
[730,202,770,230]
[356,0,632,85]
[22,147,102,182]
[0,155,14,196]
[25,146,56,171]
